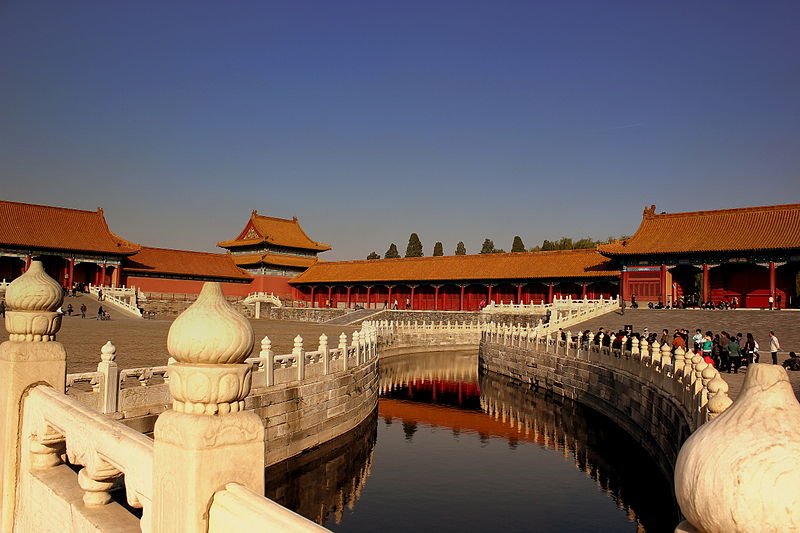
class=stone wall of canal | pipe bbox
[478,338,694,479]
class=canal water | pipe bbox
[266,351,679,533]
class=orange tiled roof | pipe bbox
[231,253,318,269]
[124,247,252,281]
[0,200,140,255]
[218,211,331,252]
[599,203,800,257]
[290,249,618,284]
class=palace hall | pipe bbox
[0,199,798,309]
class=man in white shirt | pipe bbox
[769,331,781,365]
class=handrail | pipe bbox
[88,284,144,318]
[209,483,328,532]
[24,385,154,529]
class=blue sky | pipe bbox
[1,1,798,260]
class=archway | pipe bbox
[669,264,701,306]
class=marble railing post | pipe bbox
[97,341,119,414]
[294,335,305,380]
[319,334,329,375]
[153,282,263,533]
[0,261,67,531]
[340,333,349,371]
[260,336,274,386]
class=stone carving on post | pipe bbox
[260,336,274,386]
[339,333,348,371]
[0,261,67,531]
[153,282,263,533]
[674,364,800,533]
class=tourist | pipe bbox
[405,298,411,310]
[659,329,670,347]
[393,299,398,310]
[702,332,713,361]
[719,331,731,372]
[383,300,388,309]
[80,303,87,319]
[97,306,104,320]
[728,336,743,374]
[768,294,774,310]
[692,329,704,352]
[782,352,800,371]
[769,331,781,365]
[0,299,4,318]
[777,294,782,310]
[98,289,103,301]
[702,351,715,367]
[672,333,686,353]
[744,333,757,364]
[711,334,722,368]
[66,303,73,316]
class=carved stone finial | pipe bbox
[675,364,800,532]
[165,282,255,416]
[260,335,271,355]
[167,282,254,365]
[100,341,116,362]
[4,260,64,341]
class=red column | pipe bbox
[68,258,75,289]
[111,266,120,288]
[310,286,316,308]
[366,286,372,309]
[327,286,333,307]
[547,282,554,304]
[769,261,776,302]
[581,281,587,299]
[410,286,416,309]
[702,264,709,302]
[659,264,667,304]
[434,286,439,310]
[346,286,352,308]
[516,284,523,304]
[487,284,493,303]
[100,264,107,286]
[459,285,465,311]
[388,285,393,307]
[620,269,628,303]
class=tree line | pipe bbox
[365,234,628,259]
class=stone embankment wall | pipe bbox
[379,330,481,359]
[479,338,693,477]
[140,296,247,318]
[264,307,346,322]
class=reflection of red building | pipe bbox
[599,204,800,308]
[0,201,139,287]
[290,249,620,311]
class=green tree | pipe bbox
[433,241,444,256]
[541,239,555,251]
[405,233,423,257]
[385,243,400,259]
[480,238,496,254]
[511,235,525,252]
[455,241,466,255]
[366,251,380,260]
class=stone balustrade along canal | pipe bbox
[2,265,798,532]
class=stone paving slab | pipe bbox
[572,308,800,400]
[0,293,357,373]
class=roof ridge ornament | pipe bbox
[643,204,656,218]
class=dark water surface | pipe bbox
[266,351,678,532]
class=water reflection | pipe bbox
[264,411,377,526]
[267,351,678,532]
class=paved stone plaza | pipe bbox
[0,293,357,373]
[575,308,800,399]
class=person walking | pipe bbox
[96,305,104,320]
[769,331,781,365]
[719,331,731,372]
[0,299,5,318]
[728,335,743,374]
[744,333,756,366]
[80,303,87,319]
[768,294,774,310]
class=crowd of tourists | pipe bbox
[573,326,798,372]
[630,293,785,310]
